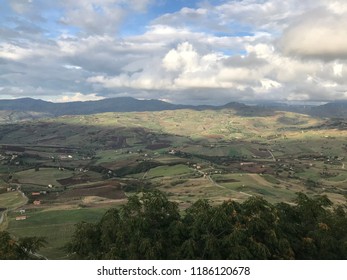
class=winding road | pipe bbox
[267,149,276,161]
[0,211,4,225]
[0,188,28,228]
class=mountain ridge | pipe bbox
[0,97,246,116]
[0,97,347,118]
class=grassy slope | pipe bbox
[14,168,75,186]
[7,208,107,259]
[0,191,27,209]
[146,164,193,179]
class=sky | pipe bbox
[1,0,347,105]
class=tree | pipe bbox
[66,190,347,260]
[0,231,46,260]
[67,190,181,259]
[277,193,347,259]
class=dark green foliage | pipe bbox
[114,161,162,177]
[0,231,46,260]
[277,194,346,259]
[67,190,180,259]
[121,179,153,192]
[67,190,347,260]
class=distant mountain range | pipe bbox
[0,97,346,119]
[309,101,347,118]
[0,97,266,116]
[0,97,179,115]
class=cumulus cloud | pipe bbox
[1,0,347,104]
[162,42,200,72]
[279,14,347,60]
[87,41,281,103]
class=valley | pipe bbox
[0,107,347,258]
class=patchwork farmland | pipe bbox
[1,108,347,258]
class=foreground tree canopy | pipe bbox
[67,190,347,260]
[0,231,46,260]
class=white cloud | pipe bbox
[279,14,347,60]
[333,63,343,77]
[63,64,82,70]
[2,0,347,104]
[59,2,124,35]
[88,42,267,96]
[0,43,32,60]
[58,0,154,35]
[162,42,199,72]
[53,92,104,102]
[326,0,347,15]
[85,34,347,103]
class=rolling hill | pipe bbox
[1,97,347,123]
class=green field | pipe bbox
[7,208,107,259]
[0,191,27,209]
[14,168,75,186]
[145,164,193,179]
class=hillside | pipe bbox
[1,97,347,119]
[0,97,275,117]
[0,110,51,124]
[1,97,347,120]
[309,101,347,118]
[1,107,347,259]
[0,97,179,116]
